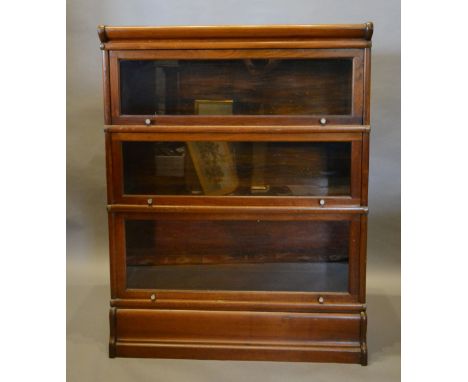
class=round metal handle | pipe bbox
[150,294,156,301]
[319,118,327,125]
[147,198,153,206]
[319,199,326,206]
[145,118,151,125]
[318,296,324,304]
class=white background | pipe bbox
[0,0,466,380]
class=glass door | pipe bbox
[109,49,364,125]
[119,59,353,116]
[109,133,362,206]
[121,141,352,197]
[115,212,361,295]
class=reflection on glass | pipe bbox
[122,141,351,196]
[125,219,350,292]
[120,59,353,115]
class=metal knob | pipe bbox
[318,296,324,304]
[147,198,153,206]
[145,118,151,125]
[150,294,156,301]
[319,199,326,206]
[319,118,327,125]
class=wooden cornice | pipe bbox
[97,23,373,50]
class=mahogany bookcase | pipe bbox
[98,22,373,365]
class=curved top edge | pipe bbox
[364,22,374,40]
[97,23,374,43]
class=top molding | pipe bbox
[97,23,373,50]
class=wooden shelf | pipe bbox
[126,262,348,292]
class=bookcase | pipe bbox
[98,23,373,364]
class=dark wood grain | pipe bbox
[111,308,364,362]
[103,39,371,51]
[125,219,349,266]
[115,341,364,363]
[359,214,368,303]
[348,215,361,297]
[363,47,372,125]
[351,140,363,199]
[104,124,371,133]
[114,115,364,126]
[361,46,372,205]
[361,132,370,206]
[104,132,114,203]
[110,298,367,313]
[98,23,373,51]
[107,212,117,299]
[109,307,117,358]
[113,195,362,208]
[98,23,374,42]
[107,205,368,215]
[110,131,362,141]
[101,50,111,124]
[116,309,360,343]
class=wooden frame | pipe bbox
[110,308,366,363]
[98,23,373,50]
[108,207,367,364]
[99,23,373,365]
[108,49,364,125]
[107,129,363,206]
[109,208,366,300]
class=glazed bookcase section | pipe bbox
[107,207,367,302]
[107,131,363,206]
[108,49,365,125]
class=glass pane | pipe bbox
[125,219,350,292]
[120,59,353,115]
[122,141,351,196]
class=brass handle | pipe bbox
[150,294,156,301]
